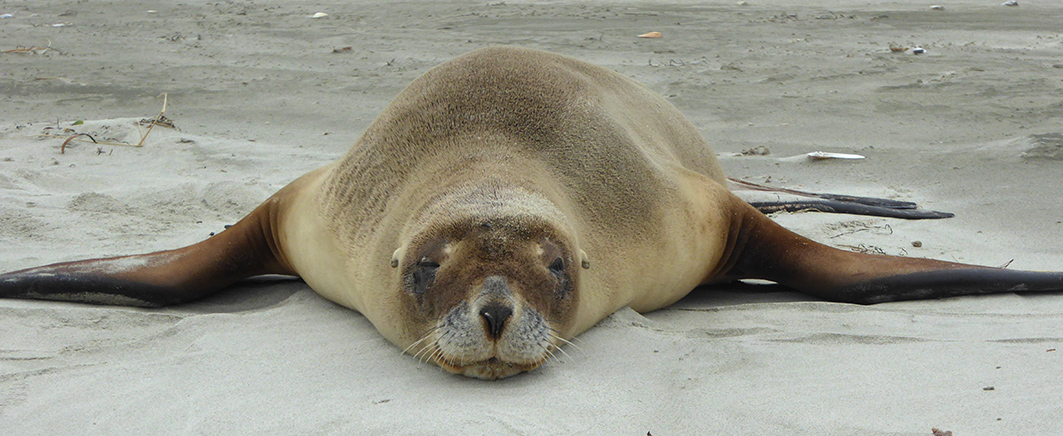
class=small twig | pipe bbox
[3,46,47,53]
[3,40,53,54]
[136,93,168,147]
[60,133,97,154]
[838,244,888,255]
[828,223,893,239]
[54,93,169,154]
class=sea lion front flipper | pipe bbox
[719,198,1063,304]
[0,195,296,308]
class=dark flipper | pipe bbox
[836,269,1063,304]
[749,200,954,220]
[0,198,295,308]
[721,198,1063,304]
[731,177,953,220]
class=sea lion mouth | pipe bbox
[404,302,564,379]
[434,354,544,380]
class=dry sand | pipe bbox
[2,1,1062,434]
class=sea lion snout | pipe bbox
[478,301,513,339]
[427,290,552,379]
[477,276,514,339]
[401,240,574,379]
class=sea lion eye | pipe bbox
[409,259,440,295]
[548,257,565,277]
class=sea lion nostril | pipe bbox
[479,302,513,339]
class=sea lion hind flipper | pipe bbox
[729,177,953,219]
[0,198,295,307]
[722,200,1063,304]
[748,199,954,220]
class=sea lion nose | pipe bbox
[479,302,513,339]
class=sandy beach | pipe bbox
[2,1,1062,434]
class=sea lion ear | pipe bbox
[391,246,406,268]
[579,250,590,269]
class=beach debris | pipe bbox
[739,146,771,156]
[60,133,97,154]
[806,151,865,160]
[51,23,69,27]
[736,1,749,5]
[1018,132,1063,160]
[332,46,353,54]
[638,31,662,38]
[1,13,13,18]
[827,222,894,239]
[911,47,926,54]
[911,240,923,248]
[889,44,907,53]
[729,178,952,219]
[311,12,328,18]
[931,429,953,436]
[4,46,51,54]
[1002,0,1018,6]
[34,77,85,85]
[138,115,176,129]
[839,244,888,255]
[929,5,945,11]
[56,94,171,154]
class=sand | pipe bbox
[2,0,1062,434]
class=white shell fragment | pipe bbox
[806,151,866,160]
[930,5,945,10]
[0,13,13,18]
[311,12,329,18]
[911,47,926,54]
[1002,1,1018,6]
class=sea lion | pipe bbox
[1,47,1061,379]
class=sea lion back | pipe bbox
[322,47,726,244]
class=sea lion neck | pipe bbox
[409,181,570,240]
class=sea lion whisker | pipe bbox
[409,331,440,361]
[412,345,428,362]
[413,342,435,363]
[416,341,441,364]
[401,328,438,355]
[428,347,445,366]
[538,343,560,365]
[546,338,574,362]
[548,331,581,352]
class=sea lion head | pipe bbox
[390,188,586,379]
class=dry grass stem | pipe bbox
[3,40,54,54]
[56,94,170,153]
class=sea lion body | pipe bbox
[297,47,730,338]
[3,47,1062,379]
